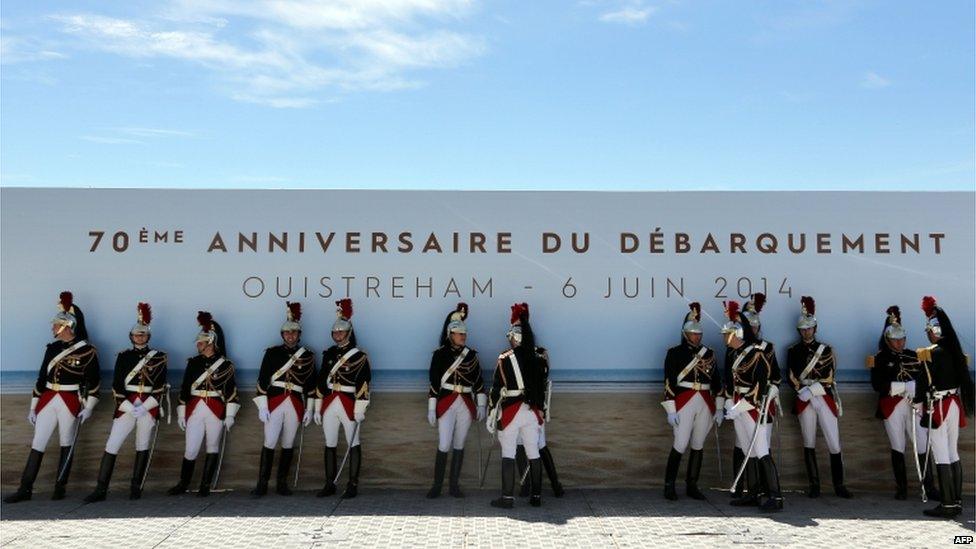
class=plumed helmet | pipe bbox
[332,298,353,333]
[131,302,152,336]
[797,296,817,330]
[682,302,703,335]
[281,301,302,333]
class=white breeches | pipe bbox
[323,398,360,448]
[185,404,223,459]
[798,396,841,453]
[32,395,77,451]
[883,398,929,454]
[437,398,472,452]
[928,400,961,465]
[105,412,156,454]
[498,404,541,459]
[264,399,300,450]
[672,393,713,453]
[516,422,548,448]
[733,413,771,458]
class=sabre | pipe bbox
[730,392,770,493]
[909,399,927,502]
[57,381,87,485]
[919,394,936,501]
[519,463,530,487]
[713,423,724,482]
[476,414,484,484]
[293,396,307,488]
[334,421,361,486]
[140,383,171,491]
[210,424,229,490]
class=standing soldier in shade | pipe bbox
[426,303,486,499]
[869,305,938,500]
[515,341,565,499]
[786,297,853,499]
[313,298,371,499]
[5,292,101,503]
[168,312,240,497]
[85,303,168,503]
[914,297,974,518]
[722,300,783,512]
[252,302,316,497]
[661,302,723,501]
[487,303,547,509]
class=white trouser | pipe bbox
[498,404,541,459]
[798,395,841,453]
[929,399,961,464]
[672,392,713,453]
[323,397,360,448]
[105,412,156,454]
[883,398,929,454]
[437,397,472,452]
[264,398,300,450]
[733,412,770,458]
[516,423,548,448]
[32,394,77,451]
[184,403,223,459]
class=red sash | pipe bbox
[675,389,716,415]
[320,392,355,421]
[794,393,838,417]
[436,393,476,419]
[270,393,304,417]
[499,400,543,430]
[878,395,903,420]
[36,390,81,416]
[927,395,967,429]
[734,393,777,422]
[187,396,225,419]
[114,394,161,419]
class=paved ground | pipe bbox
[1,488,973,548]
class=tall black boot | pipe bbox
[276,448,295,496]
[342,445,361,499]
[758,455,784,513]
[663,448,682,501]
[52,446,74,500]
[449,449,465,498]
[427,450,448,498]
[168,458,195,495]
[490,457,515,508]
[920,454,940,501]
[924,463,959,517]
[686,449,706,500]
[803,448,821,498]
[951,461,962,507]
[539,446,564,497]
[4,449,44,503]
[198,452,219,497]
[731,458,761,506]
[830,452,853,498]
[317,447,337,497]
[130,450,150,500]
[731,447,744,498]
[516,445,530,497]
[529,458,543,507]
[252,446,274,497]
[84,452,117,503]
[891,450,907,500]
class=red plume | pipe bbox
[510,303,528,324]
[137,302,152,325]
[921,296,937,318]
[59,291,73,312]
[456,302,468,320]
[724,301,740,322]
[336,298,353,320]
[886,305,901,324]
[197,311,213,332]
[800,296,815,316]
[752,293,766,313]
[689,302,701,322]
[287,301,302,322]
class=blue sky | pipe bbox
[1,1,973,190]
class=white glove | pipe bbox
[224,416,236,430]
[28,397,38,425]
[314,409,323,425]
[132,401,148,418]
[477,405,486,421]
[713,408,724,426]
[725,407,741,420]
[302,408,313,426]
[889,381,906,397]
[767,385,780,399]
[354,400,369,423]
[258,408,271,423]
[905,380,917,398]
[78,407,93,423]
[798,387,812,402]
[427,397,437,427]
[177,404,187,431]
[913,402,924,417]
[667,413,679,427]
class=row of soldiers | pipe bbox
[3,293,562,508]
[661,294,973,518]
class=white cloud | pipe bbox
[1,35,67,64]
[597,1,656,26]
[111,127,198,138]
[860,71,891,89]
[81,135,145,145]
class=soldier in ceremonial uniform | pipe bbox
[721,300,783,512]
[168,312,240,497]
[661,302,723,501]
[913,297,974,518]
[487,303,547,509]
[869,306,938,500]
[515,343,564,499]
[786,297,852,499]
[85,303,168,503]
[252,302,316,497]
[313,298,371,499]
[426,303,486,499]
[5,292,101,503]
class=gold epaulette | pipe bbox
[916,345,937,363]
[864,356,875,369]
[498,349,514,359]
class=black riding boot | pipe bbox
[758,455,784,512]
[539,446,565,497]
[84,452,117,503]
[951,460,962,507]
[830,452,853,498]
[891,450,907,500]
[449,449,465,498]
[342,445,361,499]
[427,450,448,498]
[516,445,530,497]
[920,454,940,501]
[924,463,960,518]
[529,458,543,507]
[731,458,761,506]
[52,446,74,500]
[490,457,516,508]
[276,448,295,496]
[168,458,195,495]
[198,452,219,497]
[803,448,821,498]
[252,446,274,497]
[130,450,150,500]
[317,446,337,497]
[686,449,706,500]
[731,447,745,499]
[663,448,682,501]
[4,449,44,503]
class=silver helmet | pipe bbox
[922,296,941,338]
[446,303,468,336]
[797,296,817,330]
[196,311,217,345]
[720,301,744,341]
[507,302,528,347]
[131,302,152,336]
[741,293,766,333]
[53,291,77,336]
[883,305,906,340]
[332,298,353,333]
[682,302,703,335]
[281,301,302,333]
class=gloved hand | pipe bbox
[913,402,924,417]
[713,408,724,427]
[798,387,812,402]
[78,407,93,424]
[355,410,366,423]
[177,404,186,431]
[725,407,741,420]
[302,408,313,426]
[767,385,780,399]
[132,401,148,418]
[224,416,236,430]
[28,410,37,425]
[667,412,679,428]
[905,380,917,397]
[314,410,323,425]
[477,405,486,422]
[258,408,271,423]
[427,409,437,427]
